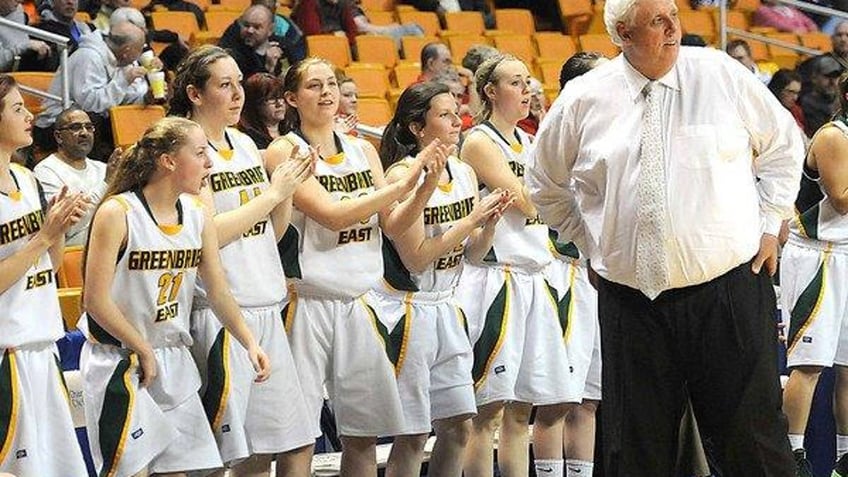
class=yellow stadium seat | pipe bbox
[393,62,421,89]
[732,0,761,15]
[151,11,200,41]
[537,59,563,89]
[204,10,239,36]
[447,35,489,64]
[9,71,54,115]
[401,35,439,62]
[494,34,536,64]
[188,0,209,11]
[557,0,593,37]
[218,0,250,11]
[495,8,535,35]
[766,32,801,69]
[276,5,291,16]
[578,33,620,58]
[58,287,83,330]
[713,9,749,32]
[678,10,716,44]
[398,10,441,37]
[534,32,577,64]
[307,34,352,68]
[74,11,91,22]
[57,245,84,289]
[109,105,167,150]
[356,35,399,68]
[345,63,390,98]
[445,11,486,36]
[357,97,393,126]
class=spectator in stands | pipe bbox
[431,67,474,130]
[462,44,498,127]
[219,0,306,64]
[726,38,773,84]
[92,0,131,30]
[829,20,848,70]
[558,51,607,88]
[0,0,51,72]
[335,74,358,135]
[768,69,807,134]
[32,0,94,70]
[351,1,423,48]
[753,0,818,33]
[33,108,115,245]
[517,77,545,136]
[219,4,293,77]
[292,0,359,45]
[419,41,472,84]
[238,72,286,150]
[35,19,148,160]
[800,54,841,136]
[141,0,205,30]
[400,0,494,29]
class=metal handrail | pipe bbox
[724,27,823,55]
[0,16,70,108]
[355,124,384,139]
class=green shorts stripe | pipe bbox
[788,254,828,355]
[99,354,136,477]
[201,329,230,430]
[0,350,20,466]
[472,272,511,390]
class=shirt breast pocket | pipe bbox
[671,125,718,170]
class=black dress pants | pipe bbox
[597,261,794,477]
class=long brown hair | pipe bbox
[282,57,336,132]
[0,74,18,122]
[170,45,233,118]
[239,72,285,144]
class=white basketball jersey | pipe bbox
[471,122,552,270]
[789,120,848,248]
[0,165,63,348]
[82,192,203,348]
[382,156,477,293]
[280,131,383,298]
[194,128,287,308]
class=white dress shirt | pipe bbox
[527,46,804,295]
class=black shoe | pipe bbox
[834,453,848,477]
[795,449,814,477]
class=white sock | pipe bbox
[789,433,805,451]
[534,459,564,477]
[838,434,848,460]
[566,459,594,477]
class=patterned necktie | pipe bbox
[636,81,669,300]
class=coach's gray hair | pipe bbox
[110,7,146,30]
[604,0,641,46]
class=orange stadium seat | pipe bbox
[678,10,716,44]
[447,35,488,63]
[732,0,761,15]
[578,33,620,58]
[187,0,209,10]
[494,34,536,64]
[734,37,771,61]
[345,63,390,98]
[402,35,439,62]
[557,0,593,37]
[357,97,393,126]
[398,10,441,37]
[74,11,91,22]
[367,10,396,25]
[445,11,486,36]
[360,0,394,11]
[766,32,801,68]
[205,10,239,36]
[151,11,200,41]
[58,287,83,330]
[307,34,352,68]
[800,32,832,53]
[393,62,421,88]
[57,245,84,288]
[714,10,749,32]
[9,71,54,115]
[110,105,167,150]
[495,8,536,35]
[534,32,577,64]
[537,59,564,89]
[218,0,250,11]
[356,35,399,68]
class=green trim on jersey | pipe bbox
[472,279,509,389]
[482,246,498,264]
[787,258,826,353]
[99,356,134,477]
[382,238,418,292]
[798,203,820,240]
[374,314,409,372]
[278,225,302,279]
[88,314,122,347]
[548,229,580,259]
[202,329,230,430]
[546,280,572,338]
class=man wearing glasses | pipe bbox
[34,108,117,246]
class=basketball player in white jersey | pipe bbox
[81,117,271,476]
[265,57,439,477]
[458,55,573,477]
[377,82,512,477]
[169,45,316,477]
[781,73,848,477]
[0,73,90,477]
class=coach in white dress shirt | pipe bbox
[527,0,805,473]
